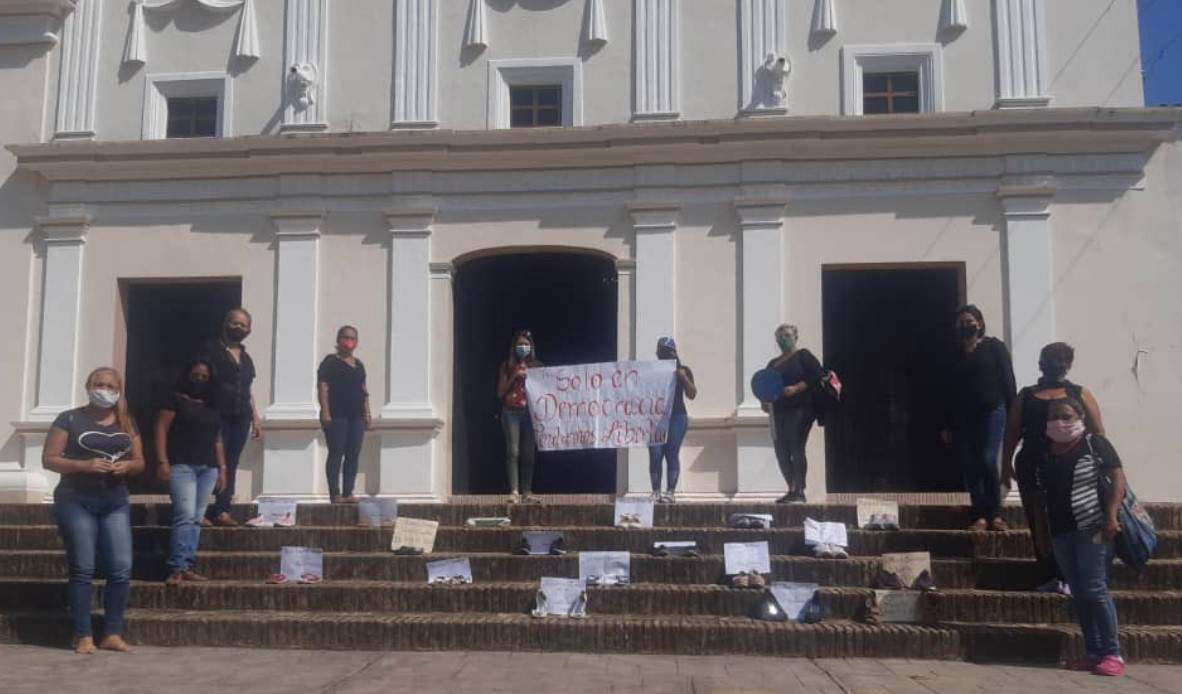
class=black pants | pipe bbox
[773,407,813,491]
[1017,455,1063,583]
[325,416,365,498]
[206,415,251,521]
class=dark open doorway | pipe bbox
[452,252,618,495]
[822,265,963,493]
[122,279,242,493]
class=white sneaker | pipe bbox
[662,491,676,504]
[649,491,662,503]
[831,545,849,560]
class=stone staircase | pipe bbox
[0,501,1180,662]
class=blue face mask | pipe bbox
[515,345,532,359]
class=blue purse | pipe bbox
[1090,436,1157,567]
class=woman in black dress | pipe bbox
[318,325,371,503]
[763,324,822,504]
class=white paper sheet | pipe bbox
[523,531,564,555]
[881,551,932,588]
[390,517,439,553]
[358,497,399,527]
[724,541,771,575]
[614,498,655,528]
[539,577,585,616]
[426,557,473,584]
[803,518,848,547]
[856,498,900,528]
[257,498,298,526]
[278,546,322,583]
[769,581,819,621]
[578,551,631,585]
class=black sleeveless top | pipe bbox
[1015,380,1088,470]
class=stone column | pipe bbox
[733,198,787,499]
[53,0,101,140]
[392,0,438,128]
[994,0,1051,109]
[282,0,329,133]
[624,202,678,496]
[377,206,443,501]
[999,181,1056,388]
[260,211,323,499]
[613,259,636,495]
[633,0,680,120]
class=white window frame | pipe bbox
[142,72,232,141]
[487,58,581,130]
[840,44,944,116]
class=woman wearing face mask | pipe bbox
[155,360,226,586]
[496,330,541,503]
[42,367,144,654]
[941,305,1016,532]
[199,308,262,527]
[1001,342,1105,595]
[1043,397,1127,677]
[762,324,822,504]
[649,337,697,503]
[318,325,371,503]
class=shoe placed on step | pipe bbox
[829,545,849,560]
[881,514,900,531]
[548,537,568,556]
[531,590,548,618]
[967,518,988,532]
[988,517,1010,532]
[1037,578,1071,596]
[872,570,906,590]
[912,569,937,592]
[747,571,767,588]
[814,543,836,559]
[244,515,273,528]
[569,590,588,619]
[513,539,531,556]
[731,572,750,588]
[1093,655,1125,677]
[392,546,424,556]
[650,491,662,503]
[865,514,884,531]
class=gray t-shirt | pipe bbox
[52,408,133,495]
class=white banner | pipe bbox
[526,360,676,451]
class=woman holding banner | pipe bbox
[650,337,696,503]
[497,330,541,503]
[763,324,822,504]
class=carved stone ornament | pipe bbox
[123,0,260,67]
[288,62,318,108]
[761,52,791,107]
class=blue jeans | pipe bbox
[955,405,1006,520]
[53,486,133,638]
[501,408,535,494]
[168,464,219,573]
[649,413,688,493]
[325,416,365,498]
[1053,529,1121,657]
[207,415,250,520]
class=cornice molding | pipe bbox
[0,0,75,17]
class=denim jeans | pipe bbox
[649,413,689,493]
[773,407,814,491]
[207,415,250,521]
[501,408,535,494]
[955,405,1006,521]
[325,416,365,498]
[1053,529,1121,657]
[168,464,219,573]
[53,486,133,637]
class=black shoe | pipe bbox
[912,569,938,592]
[513,539,531,556]
[548,537,568,556]
[872,570,906,590]
[775,493,794,504]
[790,491,807,504]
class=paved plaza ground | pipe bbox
[1,645,1180,694]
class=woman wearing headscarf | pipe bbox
[941,305,1016,531]
[496,330,541,503]
[1002,342,1105,594]
[763,324,822,504]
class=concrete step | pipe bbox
[2,502,1179,530]
[4,525,1179,560]
[1,579,1179,625]
[4,550,1180,591]
[1,608,1179,662]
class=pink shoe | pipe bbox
[1093,656,1125,677]
[1065,655,1100,672]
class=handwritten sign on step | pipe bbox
[539,577,585,617]
[724,541,771,575]
[578,551,631,585]
[614,498,655,528]
[278,546,323,584]
[391,517,439,553]
[873,589,923,623]
[881,551,932,589]
[257,498,297,526]
[803,518,848,548]
[426,557,473,584]
[856,499,900,529]
[769,582,819,621]
[526,360,676,451]
[358,497,398,528]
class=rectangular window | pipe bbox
[166,96,219,138]
[861,72,920,115]
[509,85,563,128]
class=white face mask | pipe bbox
[88,388,121,409]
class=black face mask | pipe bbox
[226,327,250,342]
[1039,363,1068,382]
[186,378,209,396]
[957,325,978,340]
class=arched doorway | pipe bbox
[451,251,619,494]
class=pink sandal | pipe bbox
[1093,655,1125,677]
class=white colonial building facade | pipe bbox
[0,0,1179,502]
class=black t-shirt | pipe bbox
[318,355,368,419]
[766,350,823,414]
[1043,435,1122,537]
[1015,381,1087,471]
[198,339,256,419]
[949,337,1016,420]
[52,408,134,495]
[163,393,222,467]
[667,363,694,416]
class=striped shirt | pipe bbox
[1044,435,1122,537]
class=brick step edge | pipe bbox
[2,579,1181,625]
[1,610,1180,663]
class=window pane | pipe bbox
[510,88,533,107]
[863,73,889,94]
[536,86,562,106]
[892,95,921,113]
[536,107,562,126]
[166,119,190,138]
[193,97,218,118]
[863,97,889,114]
[510,109,535,128]
[892,72,920,93]
[194,118,218,137]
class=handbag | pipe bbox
[811,368,842,427]
[1089,436,1157,567]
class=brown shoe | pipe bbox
[212,513,239,527]
[165,572,184,587]
[988,518,1010,532]
[181,570,209,582]
[340,496,360,505]
[967,518,988,532]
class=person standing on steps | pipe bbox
[649,337,697,503]
[1043,397,1126,677]
[155,360,226,586]
[941,305,1016,532]
[199,308,262,527]
[497,329,541,504]
[318,325,371,503]
[1002,342,1105,596]
[42,367,144,655]
[762,324,822,504]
